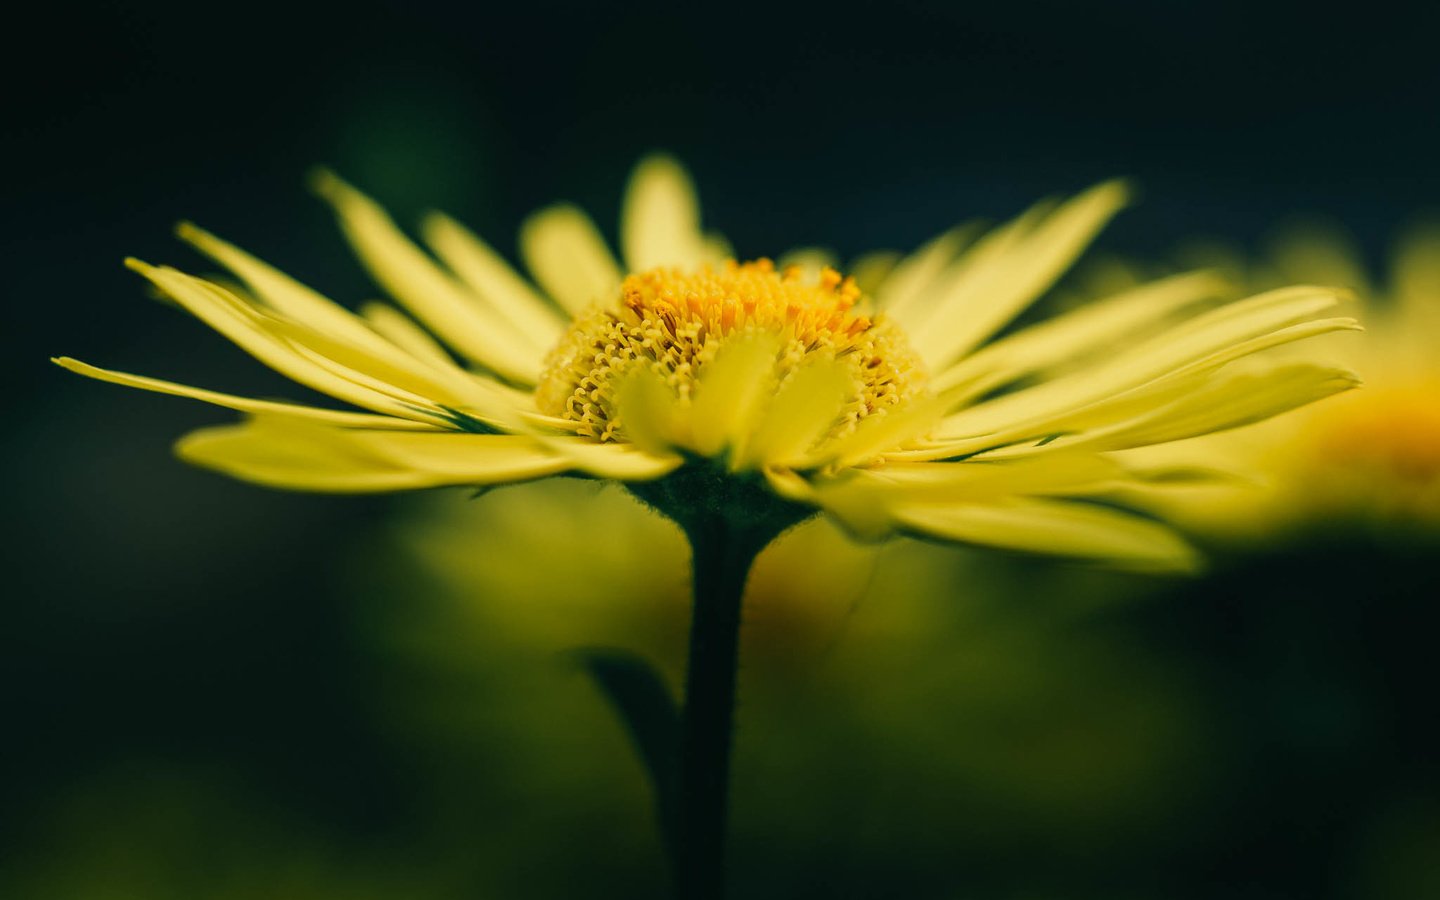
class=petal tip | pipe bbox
[307,167,348,202]
[633,151,686,179]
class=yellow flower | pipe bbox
[397,478,906,681]
[56,157,1359,569]
[1126,222,1440,536]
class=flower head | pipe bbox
[56,157,1360,569]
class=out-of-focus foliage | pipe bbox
[6,483,1438,899]
[361,481,1439,898]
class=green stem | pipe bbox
[624,468,812,898]
[673,516,769,900]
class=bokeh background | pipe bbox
[6,2,1440,898]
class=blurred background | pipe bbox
[5,1,1440,897]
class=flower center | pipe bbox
[1306,385,1440,482]
[535,259,927,445]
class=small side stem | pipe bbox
[673,516,769,900]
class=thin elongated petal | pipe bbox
[933,270,1228,395]
[1056,363,1361,453]
[1268,224,1372,296]
[891,498,1199,571]
[128,260,444,424]
[1111,287,1351,380]
[689,333,783,456]
[311,171,544,382]
[847,251,902,296]
[810,394,951,469]
[731,361,853,470]
[249,302,533,431]
[420,212,567,344]
[520,204,623,315]
[1161,316,1362,380]
[776,248,839,280]
[701,231,734,264]
[1393,223,1440,318]
[611,367,684,455]
[178,225,515,414]
[874,224,979,321]
[177,223,409,358]
[858,454,1130,501]
[933,287,1349,444]
[906,325,1361,466]
[1389,224,1440,355]
[359,302,456,368]
[168,261,525,428]
[53,357,440,429]
[789,453,1134,542]
[252,306,505,414]
[621,155,709,272]
[177,418,569,492]
[537,436,683,480]
[907,181,1131,369]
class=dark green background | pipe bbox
[5,2,1439,897]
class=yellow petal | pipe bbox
[611,366,684,455]
[776,247,839,281]
[689,333,783,457]
[1162,315,1362,381]
[359,302,456,369]
[176,222,407,359]
[858,454,1129,502]
[251,305,512,418]
[537,435,683,480]
[761,466,819,504]
[177,418,569,492]
[178,226,506,410]
[913,321,1359,466]
[891,498,1198,571]
[1267,222,1372,295]
[620,155,709,272]
[874,224,981,322]
[520,203,623,316]
[907,181,1131,369]
[790,454,1148,545]
[52,357,439,429]
[419,212,567,345]
[932,270,1228,395]
[811,393,951,469]
[127,260,443,424]
[934,286,1350,444]
[1060,362,1361,453]
[731,360,853,471]
[701,230,734,264]
[776,470,894,541]
[311,171,543,383]
[1391,221,1440,328]
[847,250,902,296]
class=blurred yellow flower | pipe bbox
[397,478,920,679]
[1128,222,1440,537]
[57,157,1360,568]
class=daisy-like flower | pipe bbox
[56,156,1359,898]
[57,157,1357,569]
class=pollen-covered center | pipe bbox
[535,259,927,445]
